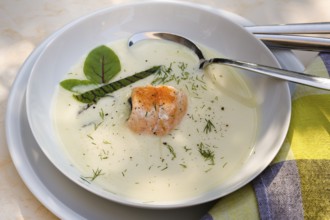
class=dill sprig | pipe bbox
[178,62,187,71]
[163,142,176,160]
[122,169,127,177]
[151,62,192,85]
[82,168,104,182]
[203,119,216,134]
[93,121,103,130]
[87,134,94,140]
[151,64,173,85]
[180,164,187,168]
[98,149,109,160]
[99,108,105,120]
[197,142,215,165]
[183,146,192,152]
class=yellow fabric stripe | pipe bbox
[209,184,259,220]
[285,94,330,160]
[297,160,330,219]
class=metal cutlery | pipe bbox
[246,22,330,51]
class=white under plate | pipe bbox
[5,3,304,220]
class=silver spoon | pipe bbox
[128,32,330,90]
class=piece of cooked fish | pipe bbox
[127,85,187,136]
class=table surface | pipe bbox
[1,0,330,219]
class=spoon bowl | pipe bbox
[129,32,330,90]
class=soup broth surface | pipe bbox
[52,39,257,203]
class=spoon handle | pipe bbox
[201,58,330,90]
[255,34,330,52]
[246,22,330,51]
[245,22,330,34]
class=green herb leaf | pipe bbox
[99,108,105,120]
[203,119,216,134]
[73,66,162,104]
[163,142,176,160]
[198,142,215,165]
[84,45,121,84]
[60,79,95,92]
[82,168,104,182]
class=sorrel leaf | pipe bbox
[83,45,121,84]
[74,66,162,104]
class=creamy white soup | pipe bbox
[52,39,257,203]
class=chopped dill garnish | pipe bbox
[181,71,190,80]
[180,164,187,168]
[80,176,90,183]
[204,168,212,173]
[195,75,206,84]
[87,134,94,140]
[178,62,187,71]
[98,149,109,160]
[151,64,173,85]
[122,169,127,177]
[163,142,176,160]
[191,83,199,91]
[183,146,192,152]
[151,62,192,86]
[99,108,105,120]
[93,121,103,130]
[198,142,215,165]
[82,168,104,181]
[203,119,216,134]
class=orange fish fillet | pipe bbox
[127,85,188,136]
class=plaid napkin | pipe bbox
[202,53,330,220]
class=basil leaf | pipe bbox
[74,66,162,104]
[83,45,121,84]
[60,79,95,93]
